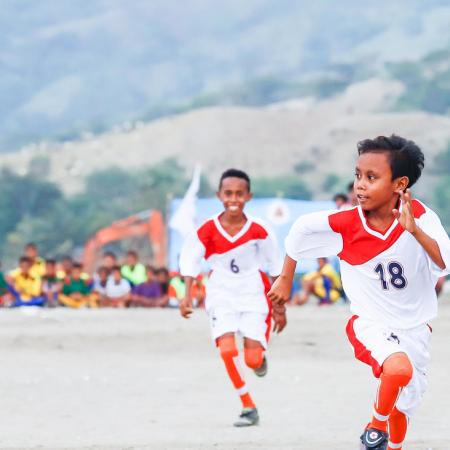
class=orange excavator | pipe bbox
[82,209,166,273]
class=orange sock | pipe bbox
[244,346,264,369]
[370,353,413,433]
[218,335,256,409]
[387,407,408,450]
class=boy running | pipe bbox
[179,168,287,427]
[268,135,450,449]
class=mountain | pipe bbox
[2,78,450,201]
[1,0,450,153]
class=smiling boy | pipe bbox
[179,168,286,427]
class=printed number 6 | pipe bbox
[230,259,240,274]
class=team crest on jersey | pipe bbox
[387,332,400,344]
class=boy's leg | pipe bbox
[217,333,256,410]
[59,294,81,308]
[387,407,408,450]
[370,352,413,433]
[243,338,265,370]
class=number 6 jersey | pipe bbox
[285,199,450,329]
[180,214,282,313]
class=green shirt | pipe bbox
[0,272,8,296]
[63,278,91,295]
[121,263,147,285]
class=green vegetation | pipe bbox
[0,159,311,268]
[389,50,450,115]
[252,176,311,200]
[433,142,450,232]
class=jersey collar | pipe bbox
[357,203,402,241]
[213,213,252,243]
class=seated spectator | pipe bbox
[121,250,147,286]
[347,181,358,206]
[92,266,109,300]
[168,272,186,307]
[333,193,350,210]
[59,263,97,309]
[57,255,74,280]
[103,251,118,273]
[8,256,44,307]
[0,263,13,307]
[9,243,46,281]
[101,265,131,308]
[129,265,167,307]
[155,267,170,305]
[41,259,62,307]
[92,251,117,285]
[293,257,343,306]
[57,255,89,281]
[191,274,206,308]
[167,272,206,308]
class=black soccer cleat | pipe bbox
[233,407,259,427]
[360,428,388,449]
[254,356,268,377]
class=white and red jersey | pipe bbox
[180,213,282,313]
[285,200,450,329]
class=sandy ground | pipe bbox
[0,301,449,450]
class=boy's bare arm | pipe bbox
[268,256,297,305]
[393,190,446,270]
[179,276,194,318]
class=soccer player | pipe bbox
[179,168,287,427]
[268,135,450,450]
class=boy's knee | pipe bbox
[218,336,238,359]
[382,353,413,386]
[244,347,264,369]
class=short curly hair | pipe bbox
[219,168,251,191]
[357,135,425,188]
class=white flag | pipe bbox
[169,164,201,237]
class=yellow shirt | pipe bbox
[10,257,46,280]
[319,263,342,290]
[12,273,41,300]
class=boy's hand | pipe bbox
[179,297,194,318]
[268,276,292,305]
[272,304,287,333]
[393,189,417,234]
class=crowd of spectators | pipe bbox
[0,244,206,309]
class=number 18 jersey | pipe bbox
[180,213,282,313]
[285,200,450,329]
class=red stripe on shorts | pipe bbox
[346,315,382,378]
[259,271,272,343]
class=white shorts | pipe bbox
[207,305,271,349]
[346,315,432,418]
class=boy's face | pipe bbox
[61,258,72,272]
[217,177,252,218]
[147,269,156,282]
[20,261,31,274]
[318,258,327,268]
[112,269,122,281]
[126,254,137,266]
[25,246,37,259]
[103,255,116,268]
[156,270,168,283]
[355,152,408,211]
[46,263,56,276]
[72,268,81,280]
[98,269,108,281]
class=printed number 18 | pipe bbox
[374,262,407,290]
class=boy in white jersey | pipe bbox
[268,135,450,450]
[179,168,287,427]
